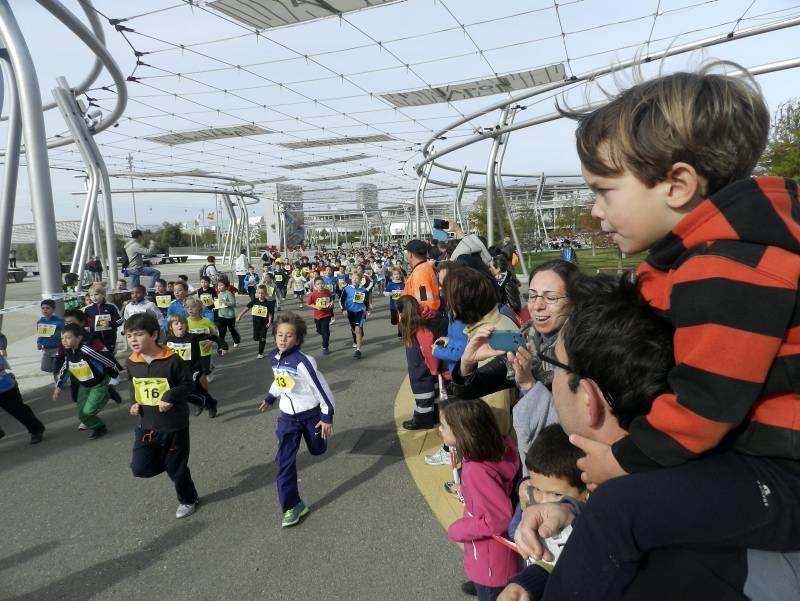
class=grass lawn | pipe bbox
[520,247,648,275]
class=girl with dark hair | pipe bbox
[442,398,520,601]
[398,295,444,431]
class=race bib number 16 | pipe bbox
[132,377,170,406]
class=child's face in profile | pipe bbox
[40,304,55,317]
[583,160,686,255]
[61,331,82,350]
[527,470,588,505]
[437,413,457,447]
[155,282,166,293]
[90,292,105,305]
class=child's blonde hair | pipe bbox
[88,283,106,297]
[183,297,202,310]
[167,313,187,334]
[561,62,769,196]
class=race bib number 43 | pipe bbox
[315,297,331,309]
[132,377,170,406]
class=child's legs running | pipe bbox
[77,378,109,430]
[163,428,198,505]
[216,319,229,349]
[275,413,304,511]
[227,319,241,344]
[300,409,327,456]
[0,386,44,434]
[354,325,363,348]
[543,453,800,601]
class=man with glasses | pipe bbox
[501,273,800,601]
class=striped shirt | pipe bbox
[613,177,800,471]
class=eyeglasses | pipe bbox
[537,350,572,373]
[528,292,567,305]
[537,350,618,409]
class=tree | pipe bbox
[758,99,800,180]
[468,192,512,241]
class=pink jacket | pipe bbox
[447,435,521,586]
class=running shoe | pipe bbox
[322,348,330,356]
[257,354,264,359]
[88,424,107,440]
[233,343,239,349]
[176,502,197,519]
[281,501,309,527]
[78,422,88,431]
[424,445,450,466]
[353,349,362,359]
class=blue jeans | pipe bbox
[129,265,161,289]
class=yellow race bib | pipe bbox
[251,305,269,318]
[315,297,331,309]
[275,274,283,282]
[324,284,333,292]
[353,291,365,304]
[337,280,346,289]
[68,360,93,382]
[266,286,275,297]
[199,340,214,357]
[166,341,192,361]
[37,323,57,337]
[273,369,295,392]
[213,298,226,310]
[391,290,402,300]
[199,293,214,307]
[132,377,170,406]
[94,314,112,332]
[156,295,171,308]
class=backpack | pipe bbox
[199,264,209,279]
[120,252,130,269]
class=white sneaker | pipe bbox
[233,343,239,348]
[257,354,264,359]
[176,503,197,519]
[207,372,215,383]
[425,445,451,466]
[78,422,88,431]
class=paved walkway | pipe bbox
[0,290,466,601]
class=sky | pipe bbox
[4,0,800,230]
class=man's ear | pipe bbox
[664,162,707,210]
[578,378,609,429]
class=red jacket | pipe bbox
[448,435,520,586]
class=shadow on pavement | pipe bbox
[5,522,206,601]
[0,541,60,573]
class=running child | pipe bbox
[273,264,287,298]
[236,284,271,358]
[53,323,120,439]
[84,283,123,353]
[243,265,260,303]
[196,276,217,315]
[0,354,45,444]
[148,278,172,324]
[306,277,333,355]
[383,267,405,332]
[36,299,63,374]
[122,285,161,322]
[442,398,520,601]
[214,280,240,354]
[289,269,307,304]
[126,313,199,519]
[166,314,219,418]
[261,273,281,323]
[259,312,335,527]
[164,281,190,330]
[339,271,368,359]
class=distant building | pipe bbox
[277,183,304,246]
[355,183,378,212]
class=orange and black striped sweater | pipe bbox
[612,176,800,472]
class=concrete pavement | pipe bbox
[0,283,466,601]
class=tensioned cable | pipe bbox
[646,0,661,54]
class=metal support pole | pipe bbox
[70,171,95,275]
[0,1,62,304]
[486,108,510,247]
[0,51,20,330]
[454,166,468,233]
[494,109,529,282]
[533,173,550,249]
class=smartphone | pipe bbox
[487,330,525,352]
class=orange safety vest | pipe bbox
[402,261,440,314]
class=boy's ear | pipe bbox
[664,162,707,209]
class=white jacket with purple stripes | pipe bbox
[264,347,335,423]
